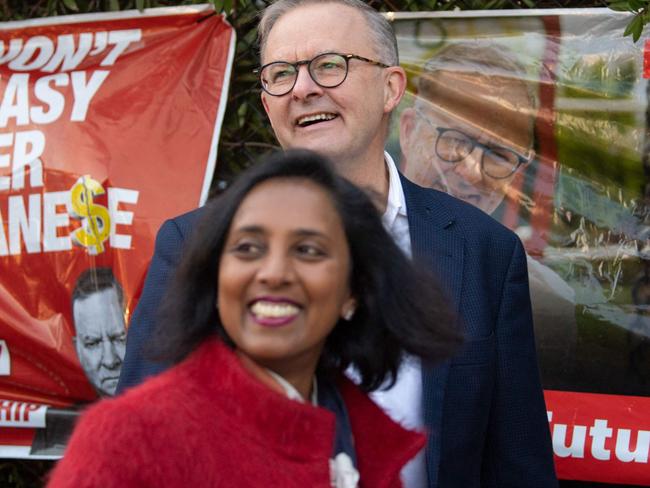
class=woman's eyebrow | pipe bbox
[232,225,330,239]
[232,224,265,234]
[293,228,327,238]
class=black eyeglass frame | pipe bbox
[414,108,531,180]
[254,52,390,97]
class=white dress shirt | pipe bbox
[373,152,426,488]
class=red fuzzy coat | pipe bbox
[47,338,425,487]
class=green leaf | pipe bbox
[629,0,645,11]
[136,0,144,10]
[108,0,119,11]
[623,13,644,41]
[212,0,233,14]
[608,1,634,11]
[62,0,79,11]
[623,14,639,35]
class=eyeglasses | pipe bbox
[255,52,390,97]
[416,109,530,179]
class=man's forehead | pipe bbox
[264,42,341,63]
[73,288,123,332]
[262,3,369,62]
[419,69,534,110]
[416,70,535,152]
[417,104,487,138]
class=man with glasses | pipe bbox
[404,112,531,216]
[400,41,577,390]
[400,41,535,217]
[118,2,556,486]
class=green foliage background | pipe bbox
[0,0,621,486]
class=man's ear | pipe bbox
[383,66,407,114]
[261,91,271,118]
[399,107,417,161]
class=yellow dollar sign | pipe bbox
[69,175,111,255]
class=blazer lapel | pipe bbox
[401,175,465,488]
[400,175,464,320]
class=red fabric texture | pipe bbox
[47,338,425,487]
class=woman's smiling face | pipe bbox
[217,178,355,377]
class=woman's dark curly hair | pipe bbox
[153,149,460,391]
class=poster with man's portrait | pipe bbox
[0,5,234,459]
[389,9,649,485]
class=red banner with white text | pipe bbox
[545,390,650,486]
[0,5,234,458]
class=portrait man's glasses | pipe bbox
[255,52,390,97]
[416,109,531,179]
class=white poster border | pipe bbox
[200,24,236,206]
[387,7,630,20]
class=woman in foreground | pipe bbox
[48,150,460,488]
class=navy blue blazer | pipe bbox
[118,175,557,488]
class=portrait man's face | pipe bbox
[73,287,126,396]
[400,68,535,215]
[260,2,400,165]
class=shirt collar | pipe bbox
[266,368,318,405]
[382,151,408,229]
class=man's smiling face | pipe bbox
[401,69,535,215]
[260,3,393,167]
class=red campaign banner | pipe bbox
[0,5,234,457]
[546,390,650,485]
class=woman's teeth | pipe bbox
[250,301,299,318]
